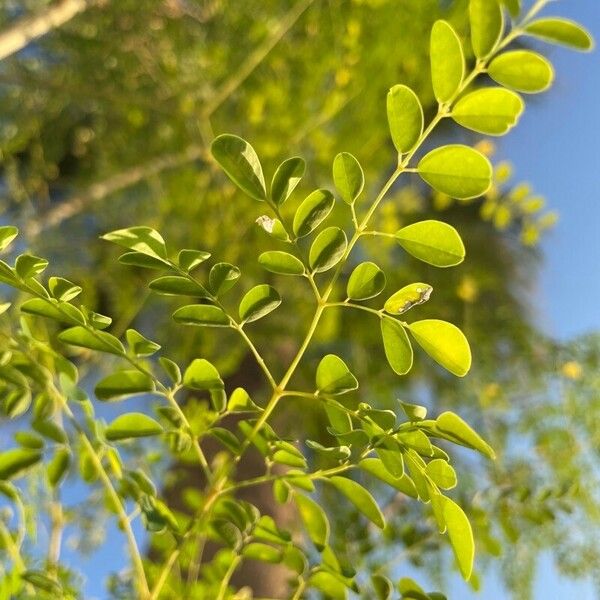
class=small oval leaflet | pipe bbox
[425,458,457,490]
[95,370,154,401]
[488,50,554,93]
[271,156,305,205]
[258,251,305,276]
[328,476,386,529]
[384,282,433,315]
[173,304,230,327]
[209,262,241,296]
[408,319,472,377]
[309,227,347,273]
[316,354,358,396]
[211,134,266,201]
[525,18,594,52]
[0,448,42,480]
[441,496,475,580]
[294,493,330,551]
[332,152,364,205]
[149,276,209,297]
[452,87,524,136]
[105,413,163,441]
[101,226,168,260]
[418,145,492,200]
[293,189,335,238]
[239,284,282,323]
[346,261,386,300]
[435,411,495,459]
[469,0,504,59]
[183,358,224,391]
[381,317,413,376]
[386,84,424,154]
[395,220,465,267]
[430,20,464,104]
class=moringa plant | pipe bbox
[0,1,593,599]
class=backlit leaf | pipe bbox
[0,448,42,480]
[395,220,465,267]
[435,411,495,459]
[470,0,504,59]
[209,262,240,296]
[183,358,224,390]
[239,284,281,323]
[0,226,18,251]
[59,326,124,356]
[102,226,167,259]
[47,448,71,488]
[418,145,492,199]
[425,459,457,490]
[258,251,305,276]
[95,370,154,401]
[333,152,364,204]
[381,317,413,375]
[105,413,163,441]
[178,249,211,272]
[387,84,424,154]
[211,134,266,201]
[328,476,386,529]
[384,283,433,315]
[316,354,358,395]
[295,493,330,551]
[173,304,230,327]
[408,319,472,377]
[346,262,386,300]
[293,189,335,238]
[271,156,305,205]
[149,276,209,297]
[309,227,347,273]
[525,18,594,52]
[442,496,475,580]
[430,20,464,104]
[488,50,553,93]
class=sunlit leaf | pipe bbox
[488,50,554,93]
[408,319,472,377]
[183,358,224,390]
[0,226,18,252]
[328,476,386,528]
[149,276,209,297]
[15,254,48,279]
[125,329,161,356]
[452,88,524,135]
[525,18,594,52]
[309,227,347,273]
[384,283,433,315]
[173,304,230,327]
[105,413,163,441]
[293,189,335,238]
[209,262,240,296]
[430,20,464,103]
[211,134,266,201]
[346,262,386,300]
[295,493,330,551]
[372,574,393,600]
[239,284,281,323]
[333,152,364,204]
[47,448,71,488]
[48,277,82,302]
[271,156,305,205]
[258,251,305,276]
[359,457,418,498]
[316,354,358,395]
[395,220,465,267]
[178,249,211,272]
[425,458,457,490]
[442,496,475,580]
[95,370,154,401]
[435,411,495,459]
[59,326,124,356]
[0,448,42,480]
[102,226,168,259]
[418,145,492,199]
[469,0,504,59]
[381,317,413,375]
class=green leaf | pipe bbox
[309,571,348,600]
[381,317,413,376]
[328,476,386,529]
[227,387,262,413]
[14,432,44,450]
[102,226,167,259]
[125,329,161,356]
[183,358,223,390]
[346,262,386,300]
[118,251,170,270]
[0,448,42,480]
[398,578,429,600]
[386,84,424,154]
[408,320,471,377]
[178,249,211,272]
[293,189,335,238]
[59,326,125,356]
[242,542,282,564]
[525,18,594,52]
[239,284,281,323]
[399,400,427,421]
[95,370,154,401]
[324,403,352,434]
[316,354,358,395]
[384,283,433,315]
[501,0,520,18]
[149,276,209,297]
[209,262,240,296]
[309,227,347,273]
[488,50,554,93]
[294,492,330,550]
[442,496,475,580]
[0,226,18,251]
[47,448,71,488]
[395,220,466,267]
[15,254,48,279]
[372,574,393,600]
[258,251,305,276]
[452,87,524,135]
[306,440,351,461]
[359,457,418,498]
[333,152,364,204]
[21,571,62,595]
[430,20,464,104]
[211,134,266,201]
[48,277,82,302]
[256,216,289,241]
[469,0,504,59]
[425,459,457,490]
[435,411,495,459]
[32,420,67,444]
[271,156,305,205]
[173,304,230,327]
[21,298,85,325]
[159,357,181,384]
[418,145,492,199]
[105,413,163,441]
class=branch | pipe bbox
[0,0,95,62]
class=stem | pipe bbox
[215,554,243,600]
[325,301,384,319]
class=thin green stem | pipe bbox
[325,301,384,319]
[215,554,243,600]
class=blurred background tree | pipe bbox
[0,1,597,598]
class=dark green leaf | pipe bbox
[149,276,209,297]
